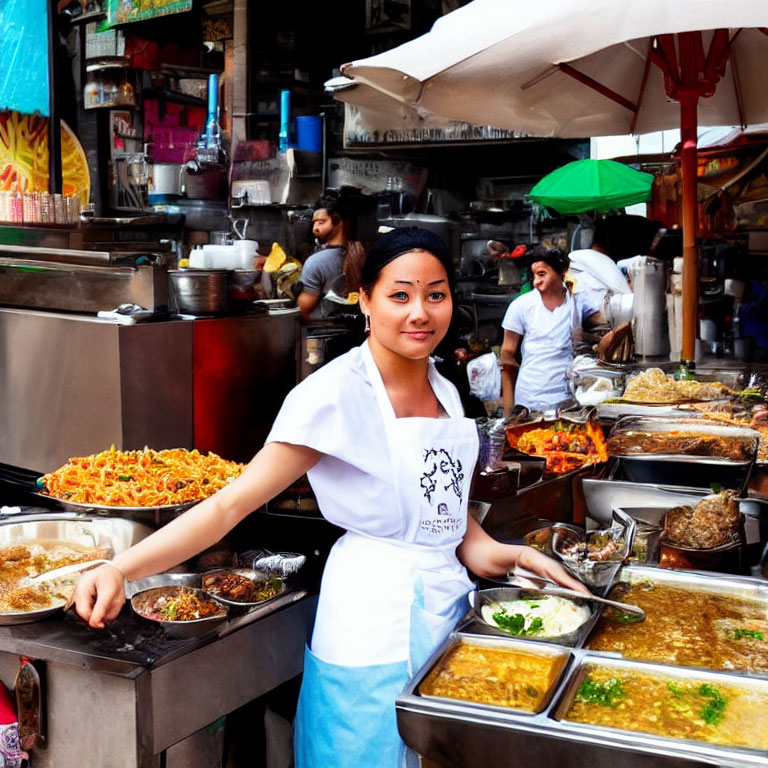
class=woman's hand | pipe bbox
[457,516,590,594]
[74,564,126,629]
[515,546,590,594]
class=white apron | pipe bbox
[515,288,578,411]
[294,343,478,768]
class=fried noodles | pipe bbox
[41,447,244,507]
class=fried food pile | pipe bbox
[510,421,608,474]
[663,492,740,549]
[41,446,244,507]
[623,368,731,404]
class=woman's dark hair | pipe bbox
[526,245,569,276]
[360,227,454,294]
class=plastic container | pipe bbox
[296,115,322,153]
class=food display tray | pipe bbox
[32,492,197,526]
[397,567,768,768]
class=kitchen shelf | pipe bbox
[143,87,206,108]
[67,9,107,25]
[85,101,137,110]
[85,58,130,72]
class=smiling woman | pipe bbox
[74,226,586,768]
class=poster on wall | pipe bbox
[105,0,193,27]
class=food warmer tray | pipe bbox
[606,417,759,490]
[397,566,768,768]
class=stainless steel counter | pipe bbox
[0,592,316,768]
[0,309,299,472]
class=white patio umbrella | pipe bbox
[328,0,768,363]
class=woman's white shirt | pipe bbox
[265,344,465,539]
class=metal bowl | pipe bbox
[552,510,636,596]
[199,568,286,608]
[168,269,230,315]
[471,587,597,646]
[130,583,228,638]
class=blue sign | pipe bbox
[0,0,50,116]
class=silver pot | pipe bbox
[168,269,230,315]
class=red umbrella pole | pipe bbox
[679,89,699,365]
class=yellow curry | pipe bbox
[566,664,768,749]
[587,581,768,673]
[419,641,564,712]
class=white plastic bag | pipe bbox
[466,351,501,401]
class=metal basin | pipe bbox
[168,268,230,315]
[0,515,154,625]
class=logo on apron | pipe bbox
[419,448,464,536]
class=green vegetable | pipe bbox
[665,681,727,727]
[710,482,723,494]
[698,684,727,726]
[118,473,133,481]
[576,676,627,707]
[524,599,541,608]
[730,628,764,641]
[492,608,545,636]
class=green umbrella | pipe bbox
[529,158,653,215]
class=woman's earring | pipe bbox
[364,314,371,334]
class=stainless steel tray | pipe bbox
[33,492,197,517]
[608,416,760,453]
[0,515,154,625]
[397,567,768,768]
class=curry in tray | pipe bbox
[587,581,768,674]
[565,664,768,749]
[419,641,566,712]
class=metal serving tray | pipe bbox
[397,568,768,768]
[0,515,155,625]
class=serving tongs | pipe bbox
[482,584,644,621]
[551,509,637,596]
[22,559,112,587]
[509,564,645,622]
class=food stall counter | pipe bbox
[0,590,315,768]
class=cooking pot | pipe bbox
[148,163,184,200]
[168,269,230,315]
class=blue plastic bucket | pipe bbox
[296,116,322,153]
